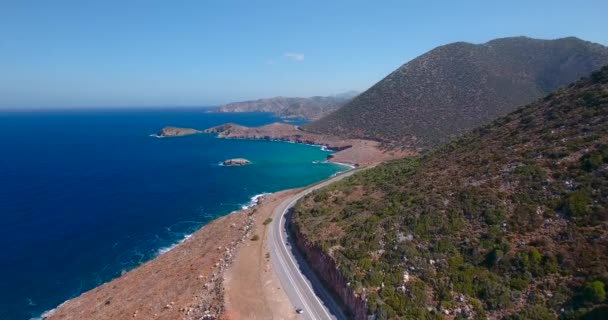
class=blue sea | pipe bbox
[0,109,346,320]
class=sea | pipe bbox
[0,108,347,320]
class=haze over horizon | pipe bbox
[1,0,607,109]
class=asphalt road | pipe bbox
[268,169,360,320]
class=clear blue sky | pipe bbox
[1,0,607,108]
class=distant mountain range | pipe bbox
[215,91,359,120]
[294,65,608,319]
[305,36,608,149]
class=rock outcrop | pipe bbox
[222,158,251,166]
[290,217,368,320]
[156,126,201,137]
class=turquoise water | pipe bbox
[0,109,345,320]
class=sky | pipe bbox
[1,0,607,109]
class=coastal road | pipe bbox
[268,169,360,320]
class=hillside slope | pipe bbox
[216,92,357,120]
[293,66,608,319]
[305,37,608,149]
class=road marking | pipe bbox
[274,172,356,320]
[270,211,317,319]
[278,196,331,319]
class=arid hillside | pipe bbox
[216,92,357,120]
[306,37,608,149]
[294,66,608,319]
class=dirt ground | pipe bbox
[328,139,414,167]
[44,208,254,320]
[42,190,303,320]
[222,190,300,320]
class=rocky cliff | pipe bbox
[290,218,368,320]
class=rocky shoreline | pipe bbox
[204,122,413,167]
[43,199,265,320]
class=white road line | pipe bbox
[272,236,317,319]
[269,209,317,319]
[277,195,333,319]
[270,169,360,320]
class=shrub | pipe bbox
[251,235,260,241]
[263,217,273,225]
[486,249,504,267]
[567,191,592,218]
[505,304,555,320]
[583,281,606,304]
[581,152,604,171]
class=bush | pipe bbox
[251,235,260,241]
[583,281,606,304]
[505,304,555,320]
[568,191,592,218]
[263,217,273,225]
[581,152,604,171]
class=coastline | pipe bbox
[42,163,359,320]
[203,122,415,167]
[39,189,277,320]
[42,193,265,320]
[41,172,354,320]
[40,133,384,320]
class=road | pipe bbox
[267,169,360,320]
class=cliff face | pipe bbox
[291,221,368,320]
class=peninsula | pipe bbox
[204,122,412,167]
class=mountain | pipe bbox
[305,37,608,149]
[293,67,608,319]
[215,92,358,120]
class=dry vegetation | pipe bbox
[305,37,608,150]
[216,94,355,120]
[294,67,608,319]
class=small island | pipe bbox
[222,158,251,166]
[156,126,201,137]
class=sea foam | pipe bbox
[156,234,193,256]
[241,192,271,210]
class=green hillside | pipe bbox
[294,66,608,319]
[305,37,608,149]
